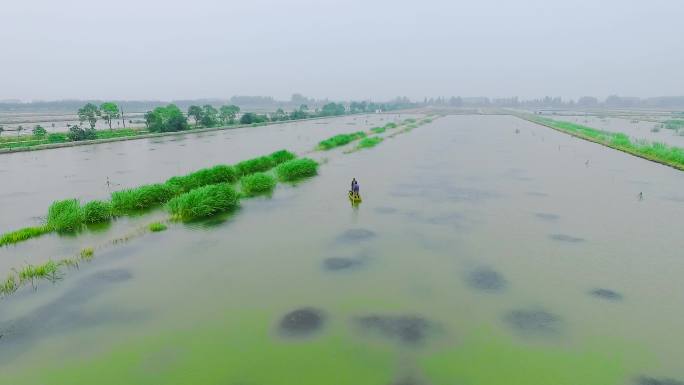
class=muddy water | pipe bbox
[1,115,683,385]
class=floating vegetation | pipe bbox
[503,309,561,335]
[82,200,113,223]
[357,136,383,149]
[166,165,238,193]
[47,199,83,232]
[466,268,508,292]
[523,115,684,170]
[317,131,366,150]
[111,183,180,212]
[240,172,276,196]
[167,183,239,221]
[276,158,318,181]
[589,288,623,301]
[356,314,434,345]
[278,307,326,337]
[0,225,52,247]
[148,222,168,232]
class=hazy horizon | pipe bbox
[2,0,683,101]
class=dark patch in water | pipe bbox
[589,288,623,301]
[336,229,376,243]
[535,213,559,221]
[636,377,684,385]
[0,268,141,359]
[375,206,398,214]
[504,309,560,335]
[467,268,507,292]
[323,257,361,271]
[356,315,434,345]
[549,233,585,243]
[278,308,325,337]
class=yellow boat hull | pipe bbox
[348,191,362,203]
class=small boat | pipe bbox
[348,191,362,203]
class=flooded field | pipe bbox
[0,112,147,135]
[1,115,683,385]
[552,115,684,148]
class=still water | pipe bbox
[1,115,683,385]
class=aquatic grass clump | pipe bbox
[276,158,318,181]
[111,183,180,212]
[47,199,83,232]
[269,149,297,165]
[317,131,366,150]
[403,118,416,124]
[235,156,276,176]
[370,126,386,134]
[149,222,168,232]
[166,165,237,192]
[384,122,397,129]
[240,172,277,196]
[18,260,61,284]
[357,136,383,149]
[82,200,113,223]
[0,274,19,296]
[167,183,239,220]
[0,225,52,247]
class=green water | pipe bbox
[1,115,683,384]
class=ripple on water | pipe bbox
[278,308,325,337]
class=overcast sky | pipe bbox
[1,0,682,101]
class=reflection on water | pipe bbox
[1,115,683,384]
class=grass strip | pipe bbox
[522,115,684,171]
[111,183,180,213]
[167,165,238,193]
[0,225,52,246]
[357,136,384,149]
[82,200,113,223]
[317,131,366,150]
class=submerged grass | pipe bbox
[525,115,684,170]
[276,158,318,181]
[167,183,240,221]
[47,199,83,232]
[82,200,113,224]
[18,260,61,284]
[149,222,168,232]
[317,131,366,150]
[80,247,95,260]
[0,225,52,247]
[370,126,386,134]
[357,136,383,149]
[240,172,277,196]
[384,122,397,129]
[111,183,180,213]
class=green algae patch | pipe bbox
[0,313,395,385]
[240,172,277,196]
[421,328,646,385]
[167,183,239,221]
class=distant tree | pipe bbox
[239,112,269,125]
[146,104,189,132]
[271,108,287,121]
[17,125,24,136]
[219,105,240,124]
[200,104,219,127]
[99,102,120,129]
[67,124,97,141]
[320,102,346,116]
[32,125,47,137]
[188,105,203,126]
[289,105,308,120]
[78,103,100,129]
